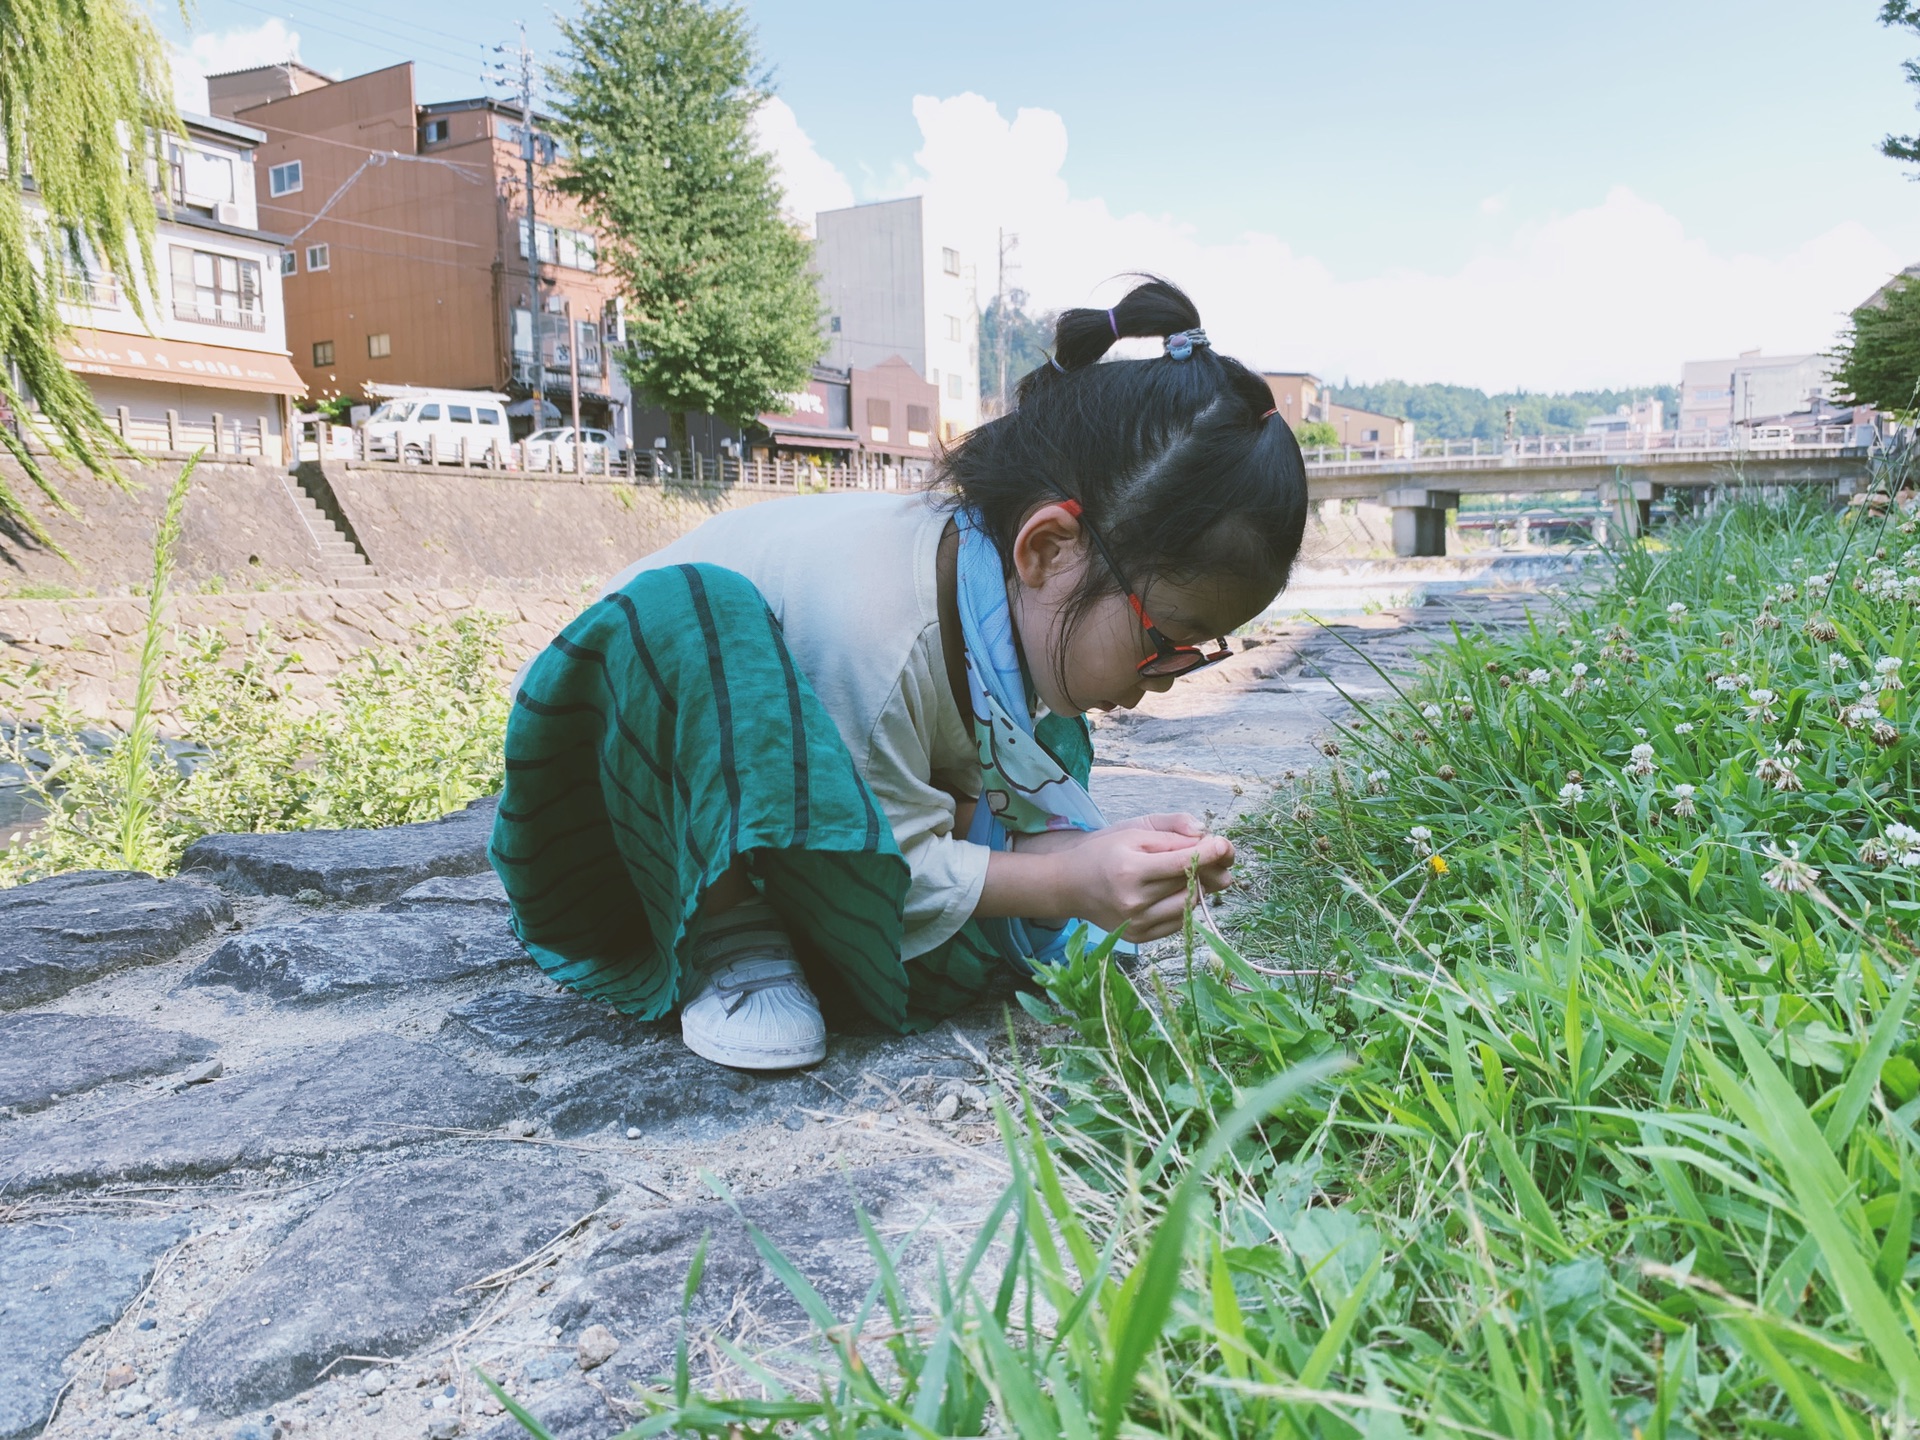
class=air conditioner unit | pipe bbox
[544,296,567,314]
[214,201,243,226]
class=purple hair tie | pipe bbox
[1107,308,1118,338]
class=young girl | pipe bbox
[489,278,1308,1070]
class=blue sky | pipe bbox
[165,1,1920,389]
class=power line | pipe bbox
[205,0,489,78]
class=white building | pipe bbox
[813,196,980,439]
[33,110,304,460]
[1583,396,1667,438]
[1678,351,1833,432]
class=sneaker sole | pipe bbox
[681,1026,827,1071]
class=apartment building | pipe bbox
[1678,350,1835,431]
[813,196,980,439]
[40,110,304,458]
[210,62,624,437]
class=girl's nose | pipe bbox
[1141,672,1176,694]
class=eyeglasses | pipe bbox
[1054,496,1232,679]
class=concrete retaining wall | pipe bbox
[305,464,791,588]
[0,457,331,593]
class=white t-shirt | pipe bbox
[599,491,987,959]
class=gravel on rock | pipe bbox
[0,1212,191,1440]
[170,1153,609,1416]
[0,1033,520,1194]
[0,871,232,1009]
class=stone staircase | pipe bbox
[280,472,382,589]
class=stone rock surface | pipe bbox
[475,1380,617,1440]
[391,870,509,911]
[551,1159,989,1390]
[0,1213,191,1440]
[185,911,527,1003]
[0,1033,519,1194]
[178,797,497,904]
[0,1013,213,1113]
[172,1153,609,1416]
[0,871,231,1009]
[442,988,649,1052]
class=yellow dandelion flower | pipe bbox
[1428,855,1449,875]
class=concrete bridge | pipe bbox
[1300,425,1875,555]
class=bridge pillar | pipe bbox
[1382,488,1458,557]
[1598,476,1653,541]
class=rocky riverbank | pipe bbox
[0,579,1563,1440]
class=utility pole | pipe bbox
[492,25,545,426]
[995,229,1018,415]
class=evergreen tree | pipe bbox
[1879,2,1920,164]
[978,290,1053,415]
[1,0,178,541]
[548,0,821,450]
[1834,274,1920,413]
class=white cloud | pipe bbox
[753,97,854,234]
[169,20,304,114]
[764,90,1907,390]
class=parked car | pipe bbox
[361,390,512,465]
[522,427,613,473]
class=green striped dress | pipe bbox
[488,562,1016,1033]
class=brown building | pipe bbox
[210,62,622,434]
[1262,371,1413,454]
[747,355,940,478]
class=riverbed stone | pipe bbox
[475,1379,616,1440]
[178,797,497,904]
[0,1013,213,1114]
[0,1032,520,1194]
[442,988,649,1052]
[549,1158,996,1391]
[0,871,233,1009]
[184,911,527,1003]
[0,1212,191,1440]
[391,870,509,911]
[170,1153,609,1416]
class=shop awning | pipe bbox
[61,328,307,397]
[764,427,860,452]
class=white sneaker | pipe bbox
[680,903,827,1070]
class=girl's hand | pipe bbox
[1109,813,1235,893]
[1053,827,1234,943]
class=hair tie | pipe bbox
[1106,308,1119,338]
[1259,407,1276,420]
[1163,327,1209,360]
[1049,354,1067,374]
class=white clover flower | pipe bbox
[1675,722,1696,735]
[1667,602,1688,619]
[1422,703,1444,722]
[1861,678,1880,695]
[1366,768,1390,795]
[1526,667,1550,686]
[1672,782,1697,819]
[1806,572,1832,598]
[1715,675,1741,693]
[1633,727,1648,738]
[1762,843,1820,894]
[1773,756,1804,792]
[1725,574,1739,584]
[1828,653,1851,672]
[1755,754,1783,782]
[1877,656,1904,675]
[1774,583,1798,604]
[1843,702,1880,730]
[1860,836,1892,867]
[1571,662,1589,677]
[1744,688,1779,722]
[1407,825,1433,857]
[1887,822,1920,867]
[1558,781,1586,806]
[1290,803,1316,825]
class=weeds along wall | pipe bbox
[0,587,582,729]
[0,457,334,591]
[301,464,789,587]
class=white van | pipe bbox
[361,389,512,466]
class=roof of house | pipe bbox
[205,60,334,85]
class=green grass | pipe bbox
[560,463,1920,1438]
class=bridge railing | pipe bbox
[1299,424,1872,471]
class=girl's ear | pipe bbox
[1009,502,1086,592]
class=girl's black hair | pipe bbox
[937,277,1309,692]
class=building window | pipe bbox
[168,245,264,329]
[941,247,960,276]
[578,318,602,374]
[422,118,449,144]
[867,397,891,445]
[946,315,962,342]
[280,250,297,276]
[306,243,330,271]
[946,372,962,400]
[906,404,931,445]
[829,315,841,333]
[312,340,334,367]
[367,332,392,359]
[268,160,302,197]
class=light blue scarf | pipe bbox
[953,508,1125,970]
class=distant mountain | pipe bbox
[1330,381,1680,441]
